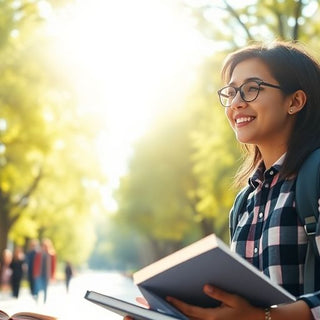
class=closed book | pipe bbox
[85,290,181,320]
[86,233,295,319]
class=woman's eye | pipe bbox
[247,86,259,92]
[226,89,236,97]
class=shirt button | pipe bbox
[264,183,269,188]
[269,170,274,175]
[259,212,263,219]
[254,247,258,254]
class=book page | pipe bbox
[0,310,9,320]
[134,234,219,283]
[12,312,57,320]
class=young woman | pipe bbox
[126,41,320,320]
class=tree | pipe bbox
[0,8,53,252]
[115,110,204,263]
[180,0,320,240]
[182,0,320,47]
[0,0,107,264]
[183,53,241,240]
[113,0,320,268]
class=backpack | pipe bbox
[230,148,320,294]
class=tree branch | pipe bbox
[222,0,254,41]
[293,0,303,40]
[13,166,43,208]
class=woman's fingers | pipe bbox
[136,296,149,308]
[203,285,243,308]
[122,296,149,320]
[166,286,261,320]
[167,296,216,319]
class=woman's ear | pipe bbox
[288,90,307,114]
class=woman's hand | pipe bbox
[122,297,149,320]
[123,286,313,320]
[166,285,264,320]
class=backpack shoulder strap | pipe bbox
[296,149,320,237]
[295,148,320,293]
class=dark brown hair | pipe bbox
[221,41,320,186]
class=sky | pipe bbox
[45,0,213,210]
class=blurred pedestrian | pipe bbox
[33,238,56,303]
[9,246,26,298]
[25,238,39,298]
[0,249,12,295]
[64,261,73,293]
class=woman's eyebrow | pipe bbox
[228,76,262,86]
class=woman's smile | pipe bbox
[234,115,256,126]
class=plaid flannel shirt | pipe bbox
[230,155,320,319]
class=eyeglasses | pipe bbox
[217,79,282,107]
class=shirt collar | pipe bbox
[249,153,286,188]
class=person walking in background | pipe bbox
[25,238,39,299]
[0,249,12,296]
[9,246,26,298]
[33,238,56,303]
[64,261,73,293]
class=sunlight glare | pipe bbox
[46,0,208,211]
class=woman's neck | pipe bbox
[258,144,287,170]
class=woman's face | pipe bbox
[224,58,295,150]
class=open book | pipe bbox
[85,233,296,319]
[0,310,56,320]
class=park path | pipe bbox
[1,270,141,319]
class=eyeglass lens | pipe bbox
[219,81,260,107]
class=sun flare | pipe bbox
[45,0,208,210]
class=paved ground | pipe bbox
[1,270,141,319]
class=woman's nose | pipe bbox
[230,91,247,109]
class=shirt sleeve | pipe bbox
[298,292,320,319]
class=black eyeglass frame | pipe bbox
[217,79,282,107]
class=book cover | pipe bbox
[133,234,296,309]
[85,233,296,319]
[85,290,181,320]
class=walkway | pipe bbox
[1,270,141,319]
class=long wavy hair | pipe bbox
[220,41,320,187]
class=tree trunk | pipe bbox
[0,213,9,254]
[200,217,214,237]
